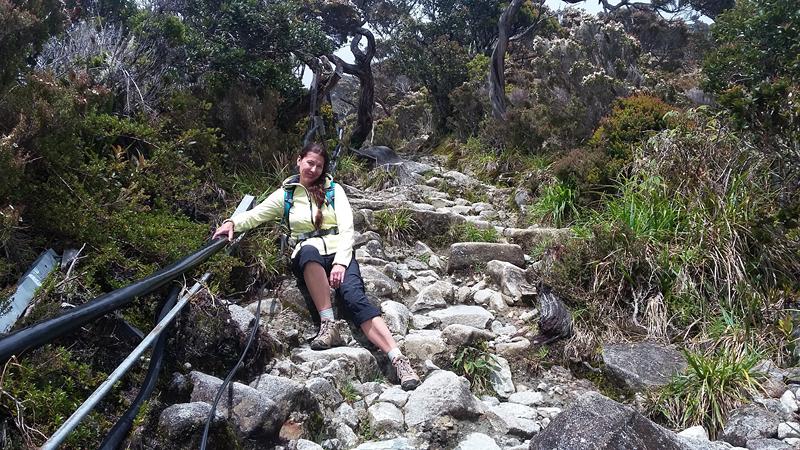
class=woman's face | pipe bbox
[297,152,325,186]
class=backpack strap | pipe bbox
[282,186,295,235]
[325,181,336,209]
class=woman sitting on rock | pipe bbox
[212,142,421,390]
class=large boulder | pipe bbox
[158,402,228,446]
[360,265,401,299]
[601,342,687,391]
[403,370,484,427]
[447,243,525,273]
[528,391,689,450]
[248,373,306,410]
[410,280,455,312]
[485,260,536,302]
[720,404,781,447]
[410,209,466,238]
[402,330,447,361]
[291,347,380,381]
[381,300,412,335]
[188,371,284,440]
[427,305,494,329]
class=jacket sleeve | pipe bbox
[332,183,355,267]
[228,188,284,232]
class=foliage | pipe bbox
[339,381,359,403]
[546,109,799,355]
[702,0,799,135]
[374,209,417,243]
[652,347,763,438]
[452,342,496,395]
[0,347,113,448]
[0,0,66,88]
[447,222,499,243]
[530,181,579,227]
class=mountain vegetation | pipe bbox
[0,0,797,447]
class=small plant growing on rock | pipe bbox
[650,347,764,438]
[452,342,496,395]
[374,209,417,243]
[529,181,579,227]
[447,222,498,243]
[339,382,359,403]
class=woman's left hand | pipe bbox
[329,264,346,289]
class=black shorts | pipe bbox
[291,245,381,326]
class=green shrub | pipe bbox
[529,181,579,227]
[447,222,499,243]
[374,209,417,243]
[452,342,496,395]
[589,95,675,161]
[652,348,763,438]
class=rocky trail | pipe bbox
[147,154,800,450]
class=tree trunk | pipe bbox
[489,0,526,121]
[330,28,375,149]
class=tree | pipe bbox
[0,0,66,89]
[330,28,377,149]
[562,0,734,19]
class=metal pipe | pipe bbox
[42,273,210,450]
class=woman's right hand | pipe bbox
[212,220,235,241]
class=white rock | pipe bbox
[784,437,800,446]
[411,280,454,312]
[381,301,411,335]
[293,347,379,380]
[491,402,541,437]
[536,407,562,419]
[481,395,501,407]
[474,289,502,306]
[491,321,518,336]
[455,432,501,450]
[335,424,359,448]
[677,425,709,441]
[296,439,324,450]
[368,402,405,434]
[495,338,531,357]
[488,355,515,399]
[403,371,484,427]
[335,402,359,428]
[411,314,437,329]
[781,390,799,413]
[778,421,800,439]
[354,437,416,450]
[426,305,494,329]
[403,330,447,361]
[379,387,410,407]
[508,391,545,407]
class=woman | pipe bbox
[212,143,421,391]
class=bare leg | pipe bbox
[360,316,397,354]
[303,262,332,313]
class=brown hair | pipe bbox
[299,142,330,229]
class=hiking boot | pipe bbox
[310,320,345,350]
[392,356,421,391]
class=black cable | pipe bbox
[98,283,181,450]
[199,296,262,450]
[0,238,228,362]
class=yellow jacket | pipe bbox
[228,175,355,267]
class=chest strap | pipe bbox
[296,227,339,243]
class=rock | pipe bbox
[305,377,343,407]
[486,260,536,302]
[780,390,798,413]
[410,209,466,238]
[602,341,687,391]
[379,387,410,407]
[189,371,284,439]
[455,432,502,450]
[296,439,324,450]
[354,437,416,450]
[382,301,411,335]
[403,330,447,361]
[473,289,501,306]
[355,230,382,247]
[536,407,562,419]
[532,284,572,345]
[677,426,709,441]
[335,424,360,448]
[746,438,793,449]
[491,402,541,438]
[335,403,359,429]
[528,391,689,450]
[441,324,495,347]
[246,298,282,317]
[158,402,225,440]
[447,243,525,273]
[361,265,401,299]
[248,373,305,409]
[488,355,515,399]
[408,275,440,293]
[368,402,405,434]
[410,280,454,312]
[365,240,386,259]
[508,391,545,407]
[498,227,570,249]
[227,303,256,335]
[720,404,781,446]
[411,314,437,329]
[403,370,484,427]
[427,305,494,329]
[777,422,800,439]
[496,338,531,358]
[292,347,379,380]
